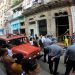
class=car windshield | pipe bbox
[8,37,27,46]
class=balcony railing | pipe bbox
[7,10,23,21]
[22,0,75,16]
[13,11,22,18]
[32,0,44,7]
[11,0,23,8]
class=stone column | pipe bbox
[67,6,73,36]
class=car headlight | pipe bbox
[29,57,32,59]
[37,53,40,55]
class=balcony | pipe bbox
[11,0,23,8]
[7,10,23,21]
[13,11,22,18]
[32,0,44,8]
[45,0,75,8]
[22,0,75,16]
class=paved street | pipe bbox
[0,62,7,75]
[38,54,66,75]
[0,0,75,75]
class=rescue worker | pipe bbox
[64,37,69,48]
[64,43,75,75]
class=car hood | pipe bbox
[12,43,40,56]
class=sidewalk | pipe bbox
[57,42,65,48]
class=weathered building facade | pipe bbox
[6,0,25,34]
[0,0,12,35]
[23,0,75,40]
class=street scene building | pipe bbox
[5,0,25,34]
[0,0,12,35]
[22,0,74,41]
[0,0,75,75]
[0,0,74,41]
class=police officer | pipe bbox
[43,35,52,62]
[48,41,62,75]
[64,43,75,75]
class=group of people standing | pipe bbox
[39,34,75,75]
[0,33,75,75]
[0,46,40,75]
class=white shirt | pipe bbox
[41,37,46,43]
[7,49,13,57]
[30,41,34,45]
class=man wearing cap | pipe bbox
[48,42,62,75]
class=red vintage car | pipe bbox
[0,34,41,59]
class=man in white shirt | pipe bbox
[7,44,13,57]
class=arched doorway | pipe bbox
[55,11,69,41]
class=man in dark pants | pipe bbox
[64,43,75,75]
[43,48,49,62]
[48,42,62,75]
[43,35,52,62]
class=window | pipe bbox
[20,22,24,26]
[0,29,4,34]
[40,15,45,17]
[29,21,36,25]
[9,39,22,46]
[29,18,34,20]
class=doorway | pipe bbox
[30,29,34,37]
[20,29,25,34]
[38,19,47,35]
[13,30,19,34]
[55,12,69,41]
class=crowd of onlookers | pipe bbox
[29,34,75,75]
[0,33,75,75]
[0,48,40,75]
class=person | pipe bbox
[35,34,38,40]
[36,37,39,46]
[0,49,7,75]
[40,35,46,44]
[0,48,15,75]
[51,36,57,43]
[29,38,34,45]
[48,41,62,75]
[6,44,13,57]
[39,35,44,48]
[22,59,40,75]
[33,38,39,47]
[43,35,52,62]
[11,53,23,75]
[64,43,75,75]
[64,36,69,48]
[24,37,29,43]
[72,32,75,44]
